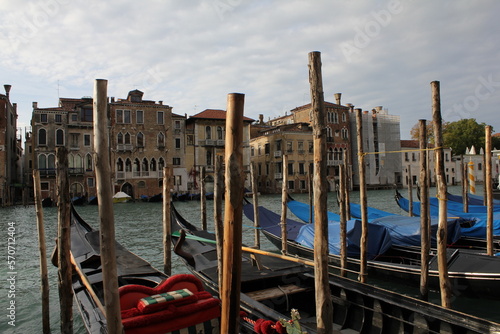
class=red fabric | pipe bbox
[254,319,278,334]
[275,321,286,334]
[118,274,221,333]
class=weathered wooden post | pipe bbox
[431,80,451,308]
[308,51,334,334]
[308,164,313,224]
[201,166,207,230]
[56,147,73,334]
[93,79,123,332]
[419,119,430,300]
[250,162,261,249]
[280,154,288,254]
[355,108,368,283]
[163,166,172,275]
[485,125,494,255]
[214,155,224,292]
[339,163,347,277]
[220,93,245,333]
[33,170,51,334]
[408,164,414,217]
[461,156,469,213]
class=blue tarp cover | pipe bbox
[295,219,393,259]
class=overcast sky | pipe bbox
[2,0,499,139]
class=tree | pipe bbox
[442,119,496,155]
[410,118,500,154]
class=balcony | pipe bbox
[116,170,163,180]
[274,173,282,180]
[69,167,84,175]
[327,160,341,166]
[39,168,56,177]
[274,151,282,158]
[117,144,133,152]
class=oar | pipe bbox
[172,231,315,267]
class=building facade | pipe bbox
[184,109,253,194]
[250,122,313,194]
[0,85,21,206]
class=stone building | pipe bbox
[0,84,21,206]
[250,122,313,194]
[349,107,402,189]
[184,109,253,194]
[109,90,173,199]
[31,97,96,203]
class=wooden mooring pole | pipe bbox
[220,93,245,333]
[431,80,451,308]
[419,119,430,300]
[355,108,368,283]
[201,166,207,230]
[280,154,288,254]
[33,170,51,334]
[339,163,347,277]
[250,162,260,249]
[408,164,413,217]
[163,166,173,275]
[93,79,123,332]
[214,155,224,292]
[485,125,494,256]
[56,147,73,334]
[308,51,334,334]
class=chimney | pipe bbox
[4,84,11,98]
[259,114,264,124]
[334,93,341,105]
[159,100,163,105]
[32,102,38,109]
[110,97,115,103]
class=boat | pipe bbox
[87,196,98,205]
[42,196,53,207]
[395,190,500,238]
[71,195,87,206]
[148,193,162,202]
[243,201,500,299]
[446,192,500,206]
[53,204,221,334]
[113,191,132,203]
[170,203,500,333]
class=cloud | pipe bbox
[1,0,500,136]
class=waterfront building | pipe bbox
[184,109,253,194]
[0,84,21,206]
[250,122,313,194]
[109,90,173,199]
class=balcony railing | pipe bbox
[69,167,84,175]
[116,170,163,180]
[327,160,341,166]
[39,169,56,177]
[117,144,133,152]
[274,151,282,158]
[274,173,282,179]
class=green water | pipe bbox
[1,186,499,333]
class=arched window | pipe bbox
[47,154,55,169]
[86,153,93,171]
[217,126,223,140]
[125,158,132,172]
[38,128,47,145]
[56,129,64,146]
[150,158,157,171]
[157,132,165,147]
[117,158,124,172]
[142,158,148,171]
[117,132,123,145]
[137,132,144,147]
[341,128,349,140]
[342,112,346,122]
[158,157,165,170]
[206,150,212,166]
[125,132,131,145]
[133,158,140,172]
[328,148,333,161]
[205,126,211,140]
[38,154,47,169]
[334,112,339,124]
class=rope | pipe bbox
[358,147,444,157]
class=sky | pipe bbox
[1,0,499,139]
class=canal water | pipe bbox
[1,186,499,333]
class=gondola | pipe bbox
[170,203,500,333]
[243,201,500,300]
[53,204,221,334]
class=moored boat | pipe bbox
[53,204,221,333]
[243,201,500,299]
[113,191,132,203]
[171,202,500,333]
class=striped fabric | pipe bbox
[139,288,193,307]
[168,318,220,334]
